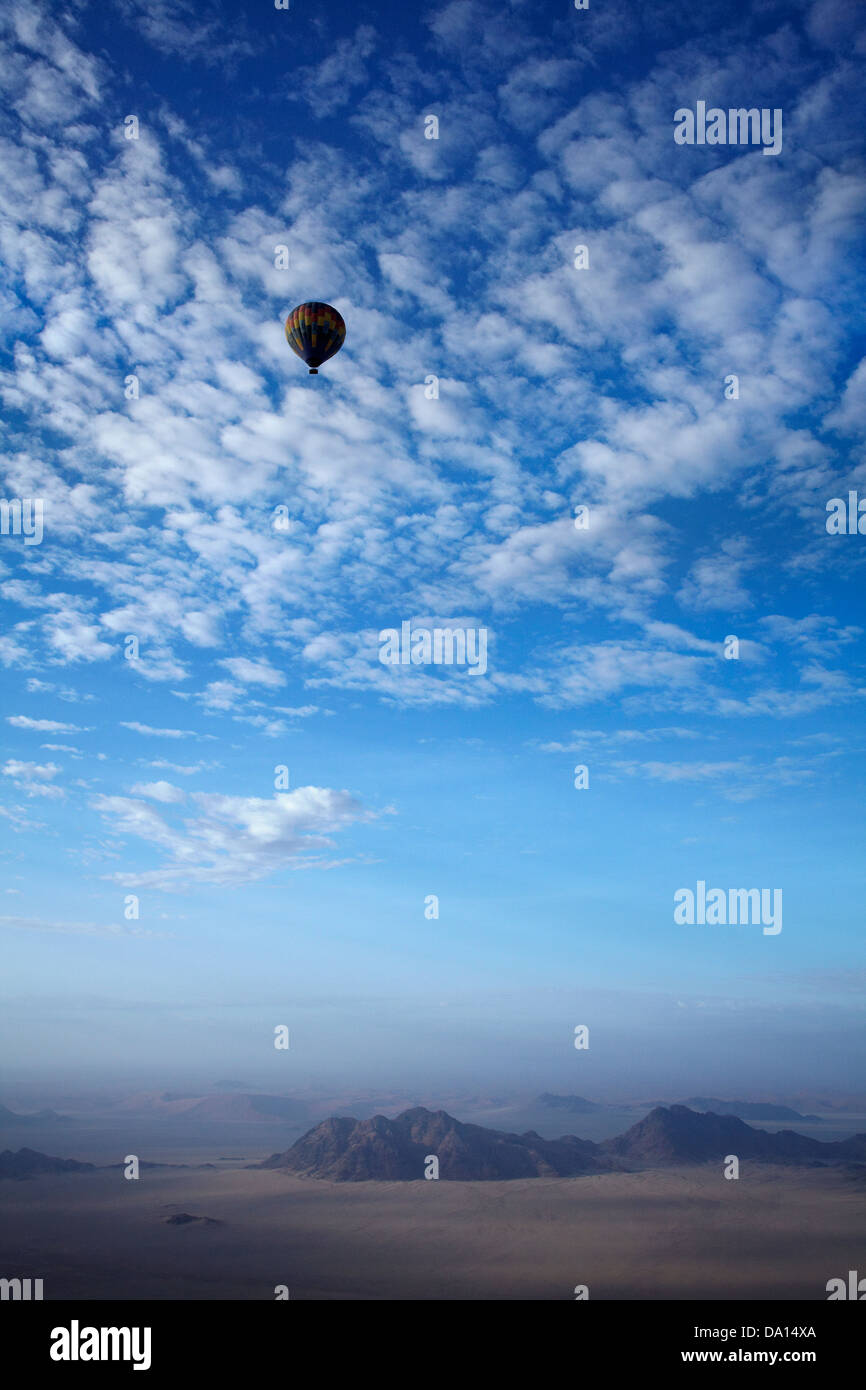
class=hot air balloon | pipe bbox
[285,301,346,375]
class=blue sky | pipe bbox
[1,0,865,1095]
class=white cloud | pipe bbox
[759,614,861,655]
[0,632,31,666]
[0,804,44,832]
[2,758,64,798]
[128,780,186,803]
[219,656,286,688]
[288,24,376,117]
[6,714,85,732]
[609,757,817,802]
[46,609,114,663]
[825,358,866,435]
[0,0,862,741]
[147,759,212,775]
[117,0,257,65]
[91,786,379,888]
[677,541,755,612]
[119,721,203,739]
[198,680,240,711]
[539,726,703,753]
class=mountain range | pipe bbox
[0,1147,94,1179]
[677,1097,822,1123]
[261,1108,604,1180]
[6,1104,866,1184]
[537,1094,821,1124]
[0,1104,69,1126]
[536,1093,602,1114]
[109,1091,309,1123]
[262,1105,866,1181]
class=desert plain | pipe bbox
[1,1160,863,1300]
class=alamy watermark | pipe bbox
[826,1270,866,1300]
[674,103,782,156]
[674,880,782,935]
[826,492,866,534]
[1,1277,43,1300]
[50,1323,151,1371]
[379,621,487,675]
[0,498,43,545]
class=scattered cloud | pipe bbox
[6,715,86,732]
[91,786,380,889]
[119,722,208,739]
[2,758,64,798]
[128,780,186,803]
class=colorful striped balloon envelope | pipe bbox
[285,302,346,375]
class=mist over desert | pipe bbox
[2,1087,865,1300]
[3,1160,864,1301]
